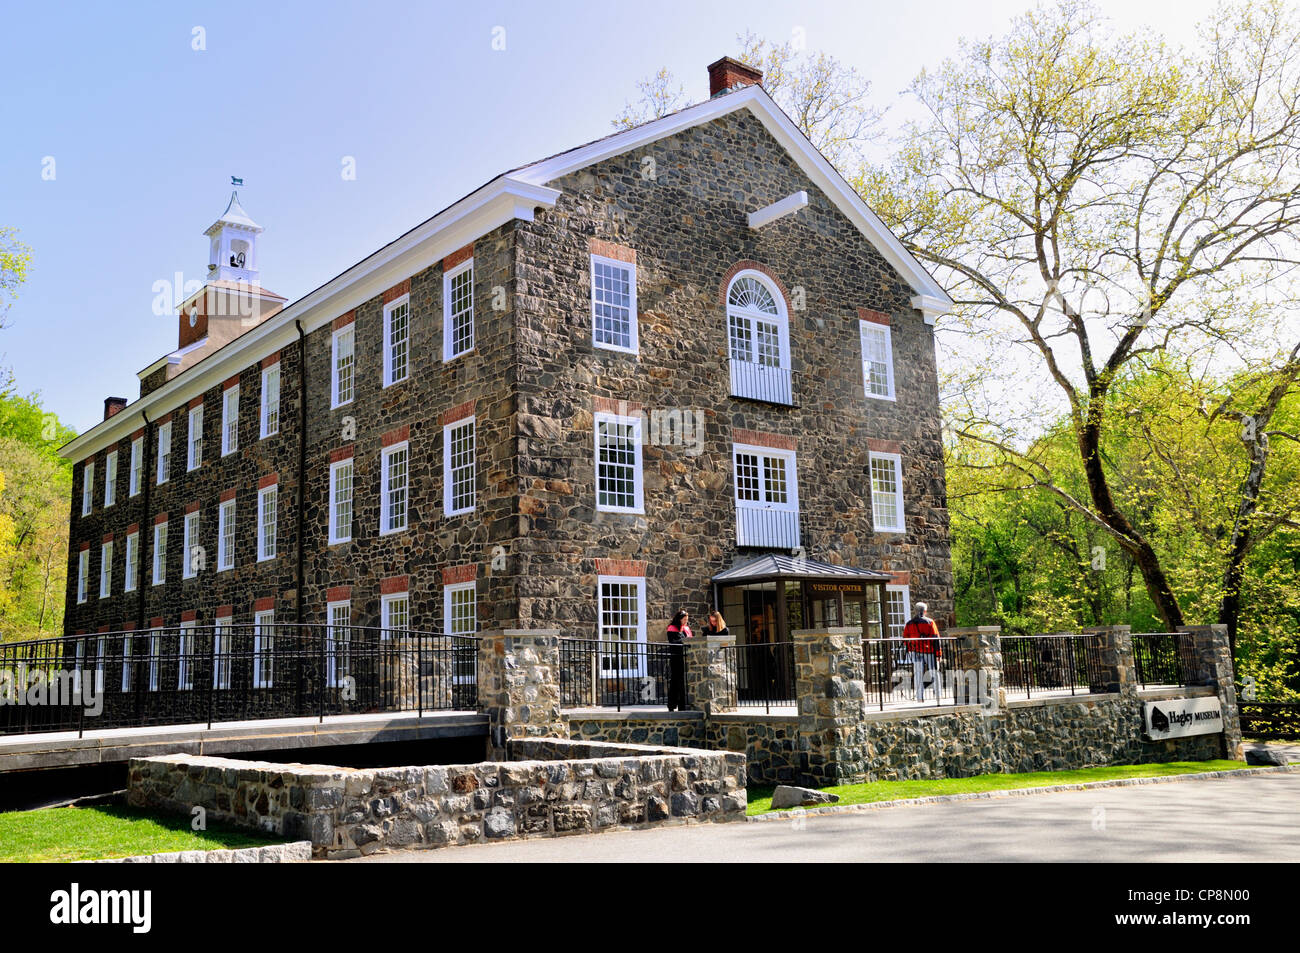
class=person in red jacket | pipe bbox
[903,602,942,703]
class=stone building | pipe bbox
[60,57,955,655]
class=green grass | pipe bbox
[0,804,286,863]
[747,760,1257,815]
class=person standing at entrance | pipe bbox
[903,602,941,703]
[702,610,729,637]
[665,610,693,711]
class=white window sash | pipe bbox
[182,512,198,579]
[77,550,88,603]
[187,406,203,470]
[218,500,236,570]
[258,486,277,561]
[152,524,167,585]
[870,452,906,533]
[329,458,353,544]
[384,294,411,385]
[590,254,638,354]
[443,260,475,361]
[104,451,117,507]
[381,592,409,640]
[223,386,240,455]
[82,462,94,515]
[332,326,355,408]
[380,442,409,535]
[860,323,896,401]
[99,542,112,598]
[327,601,351,688]
[130,438,142,497]
[124,533,139,592]
[213,616,233,689]
[157,423,171,484]
[253,611,275,688]
[594,412,644,514]
[731,443,799,511]
[596,575,647,676]
[443,418,476,516]
[261,364,280,438]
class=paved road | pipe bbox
[346,772,1300,863]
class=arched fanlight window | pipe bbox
[726,272,788,370]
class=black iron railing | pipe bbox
[558,639,677,710]
[723,641,795,713]
[0,624,478,737]
[1132,632,1195,688]
[863,636,966,710]
[1000,633,1106,699]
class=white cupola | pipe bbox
[205,191,262,283]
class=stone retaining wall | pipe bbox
[127,738,746,859]
[568,688,1222,785]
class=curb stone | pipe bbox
[745,764,1300,822]
[83,841,312,863]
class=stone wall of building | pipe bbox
[127,738,746,859]
[511,107,954,637]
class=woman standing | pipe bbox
[701,610,729,637]
[665,610,693,711]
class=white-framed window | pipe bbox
[885,584,912,640]
[178,620,196,691]
[156,421,171,484]
[590,254,637,354]
[443,260,474,361]
[444,581,476,637]
[147,629,161,692]
[597,575,646,675]
[129,437,143,497]
[187,405,203,471]
[213,615,232,690]
[253,610,275,688]
[124,532,139,593]
[260,364,280,438]
[218,498,236,570]
[860,322,896,401]
[327,600,351,688]
[222,385,240,455]
[732,442,800,548]
[182,511,199,579]
[73,640,86,696]
[104,451,117,508]
[384,294,411,385]
[76,549,89,603]
[869,452,906,533]
[258,484,277,561]
[332,325,355,407]
[120,633,133,692]
[328,458,353,544]
[99,541,112,598]
[381,591,409,639]
[94,635,106,694]
[380,442,409,535]
[727,271,792,404]
[443,418,476,516]
[594,412,643,513]
[152,522,167,585]
[445,580,477,685]
[82,461,94,516]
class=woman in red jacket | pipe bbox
[665,610,693,711]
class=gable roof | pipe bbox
[61,83,949,462]
[511,83,952,321]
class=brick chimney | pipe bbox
[104,396,127,420]
[708,56,763,97]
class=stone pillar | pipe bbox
[1081,625,1136,697]
[1177,624,1243,760]
[948,626,1002,709]
[685,635,738,714]
[793,627,868,787]
[476,629,567,757]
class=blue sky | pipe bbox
[1,0,1220,435]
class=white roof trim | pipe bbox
[749,191,808,229]
[514,84,952,316]
[62,176,560,461]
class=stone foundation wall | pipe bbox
[566,687,1223,786]
[568,712,800,785]
[127,738,746,859]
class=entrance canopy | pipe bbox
[712,555,892,646]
